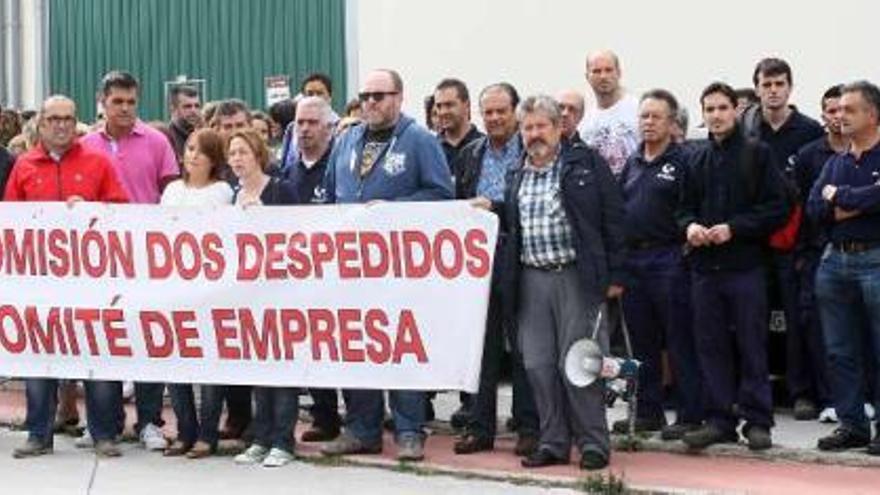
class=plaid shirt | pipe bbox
[518,156,577,267]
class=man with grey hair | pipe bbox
[557,90,586,149]
[809,80,880,455]
[283,96,334,203]
[580,50,639,176]
[502,94,625,470]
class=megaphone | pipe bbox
[564,338,641,387]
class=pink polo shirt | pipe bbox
[82,120,179,204]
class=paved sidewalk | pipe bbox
[1,384,879,494]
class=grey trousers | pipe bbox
[517,266,610,460]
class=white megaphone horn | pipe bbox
[564,308,640,388]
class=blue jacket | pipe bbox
[323,115,453,203]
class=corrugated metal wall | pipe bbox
[48,0,346,122]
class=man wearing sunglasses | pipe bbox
[321,69,453,462]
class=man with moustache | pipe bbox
[678,82,788,451]
[503,95,625,470]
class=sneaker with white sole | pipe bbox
[866,403,876,420]
[819,407,838,423]
[75,430,94,449]
[234,444,269,465]
[140,424,168,451]
[261,448,295,468]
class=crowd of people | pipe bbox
[3,50,880,471]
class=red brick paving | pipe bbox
[2,388,879,494]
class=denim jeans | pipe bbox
[252,387,300,452]
[134,382,165,432]
[84,380,122,441]
[24,378,58,444]
[815,245,880,437]
[169,384,225,447]
[342,389,424,445]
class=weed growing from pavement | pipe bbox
[575,472,627,494]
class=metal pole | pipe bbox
[8,0,21,108]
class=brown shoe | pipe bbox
[301,425,340,443]
[185,441,214,459]
[12,439,53,459]
[163,440,191,457]
[94,440,122,458]
[514,434,539,457]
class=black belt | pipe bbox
[528,262,573,272]
[831,240,880,254]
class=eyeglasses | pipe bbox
[44,115,76,126]
[358,91,398,103]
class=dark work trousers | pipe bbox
[308,389,341,432]
[518,266,610,460]
[467,273,539,440]
[224,386,253,435]
[692,267,773,433]
[791,249,831,406]
[622,246,703,424]
[768,251,802,401]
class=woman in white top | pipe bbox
[161,128,233,459]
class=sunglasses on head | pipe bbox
[358,91,398,103]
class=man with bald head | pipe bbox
[7,95,129,459]
[557,90,586,149]
[580,50,639,176]
[321,68,452,461]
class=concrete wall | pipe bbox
[351,0,880,128]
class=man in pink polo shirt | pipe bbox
[82,70,179,452]
[83,71,179,204]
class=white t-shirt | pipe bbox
[579,94,640,176]
[159,179,234,207]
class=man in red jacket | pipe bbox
[6,95,129,459]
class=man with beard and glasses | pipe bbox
[503,95,625,471]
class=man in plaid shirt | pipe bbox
[502,95,626,471]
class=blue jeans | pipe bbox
[84,380,122,441]
[342,389,424,445]
[24,378,58,444]
[252,387,300,452]
[169,384,225,447]
[134,382,165,432]
[815,245,880,437]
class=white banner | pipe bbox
[0,201,497,392]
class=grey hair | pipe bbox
[38,94,77,123]
[296,95,333,124]
[842,80,880,119]
[516,95,562,127]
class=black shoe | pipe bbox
[868,433,880,456]
[612,416,664,435]
[514,434,539,457]
[580,450,609,471]
[743,425,772,451]
[660,422,701,441]
[521,448,569,468]
[301,425,341,443]
[453,433,493,455]
[817,427,870,451]
[793,398,819,421]
[450,407,470,430]
[682,424,738,450]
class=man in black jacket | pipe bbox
[451,83,539,458]
[503,94,625,470]
[167,85,202,159]
[678,82,789,451]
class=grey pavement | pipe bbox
[0,428,580,495]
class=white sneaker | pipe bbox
[866,403,876,420]
[234,444,269,465]
[75,430,94,449]
[261,448,294,468]
[818,407,839,423]
[140,424,167,451]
